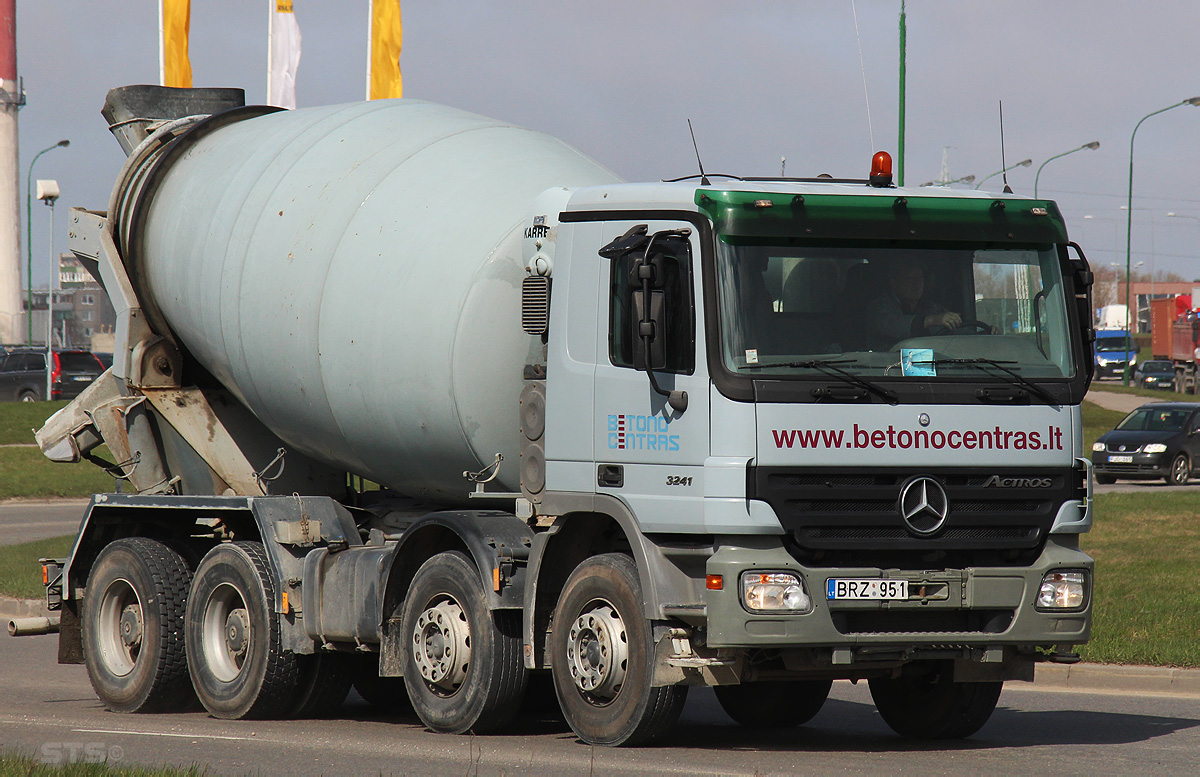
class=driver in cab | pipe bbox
[866,259,965,350]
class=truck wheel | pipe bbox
[401,551,526,733]
[715,679,832,727]
[1167,454,1190,485]
[1094,474,1116,485]
[352,654,412,713]
[550,553,688,746]
[185,542,299,719]
[18,390,37,402]
[82,538,195,713]
[868,663,1002,739]
[289,653,354,718]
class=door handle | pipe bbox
[598,464,624,488]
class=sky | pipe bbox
[13,0,1200,289]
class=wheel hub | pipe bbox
[566,602,628,700]
[224,608,249,657]
[119,604,143,648]
[412,598,470,692]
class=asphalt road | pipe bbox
[0,501,87,546]
[0,633,1197,775]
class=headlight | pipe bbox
[741,572,812,613]
[1145,376,1157,382]
[1036,570,1087,610]
[1144,443,1168,453]
[1092,442,1106,452]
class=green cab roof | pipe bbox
[696,189,1068,244]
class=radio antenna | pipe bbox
[688,119,711,186]
[999,101,1013,193]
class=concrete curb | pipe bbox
[0,595,49,618]
[1024,662,1200,697]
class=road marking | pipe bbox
[72,728,259,742]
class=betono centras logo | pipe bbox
[982,475,1053,488]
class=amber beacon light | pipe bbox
[870,151,894,187]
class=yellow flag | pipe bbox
[368,0,402,99]
[161,0,192,88]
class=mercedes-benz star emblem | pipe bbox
[898,476,949,536]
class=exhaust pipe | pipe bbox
[7,615,61,637]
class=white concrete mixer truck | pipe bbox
[22,85,1098,746]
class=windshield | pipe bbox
[1142,361,1174,372]
[714,240,1075,379]
[1116,407,1191,432]
[1095,338,1131,352]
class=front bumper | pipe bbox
[1092,451,1169,479]
[1095,362,1131,379]
[704,535,1091,649]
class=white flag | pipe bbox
[268,0,302,109]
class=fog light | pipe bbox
[1037,570,1087,610]
[1143,443,1167,454]
[741,572,811,613]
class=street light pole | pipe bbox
[1033,141,1100,198]
[44,196,54,398]
[973,159,1032,190]
[25,139,68,343]
[1124,98,1200,385]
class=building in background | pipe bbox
[14,252,114,352]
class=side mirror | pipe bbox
[631,288,666,371]
[628,231,689,413]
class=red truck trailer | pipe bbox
[1150,296,1199,392]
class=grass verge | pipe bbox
[0,447,114,500]
[0,535,74,599]
[1079,491,1200,667]
[0,400,69,445]
[0,752,206,775]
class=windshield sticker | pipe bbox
[609,414,679,451]
[771,423,1064,452]
[901,348,935,377]
[745,349,759,365]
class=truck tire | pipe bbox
[714,679,832,727]
[550,553,688,746]
[352,654,412,713]
[400,550,526,733]
[868,663,1002,739]
[1167,453,1190,485]
[82,538,196,713]
[289,653,354,718]
[18,389,37,402]
[185,542,299,719]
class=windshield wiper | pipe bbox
[918,357,1057,405]
[743,359,898,405]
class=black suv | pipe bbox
[0,348,106,402]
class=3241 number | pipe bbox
[665,476,693,486]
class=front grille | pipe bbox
[751,466,1075,566]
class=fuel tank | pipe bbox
[111,94,619,501]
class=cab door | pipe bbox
[591,219,709,532]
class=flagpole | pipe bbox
[158,0,165,86]
[365,0,373,100]
[267,0,274,104]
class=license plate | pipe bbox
[1108,455,1133,463]
[73,376,92,382]
[826,579,908,601]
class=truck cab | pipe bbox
[529,166,1095,739]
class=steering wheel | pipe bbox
[952,319,993,335]
[928,319,991,336]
